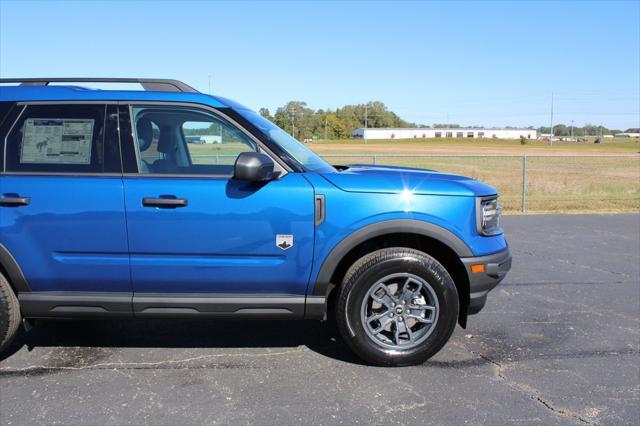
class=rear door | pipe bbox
[0,103,132,315]
[119,104,316,317]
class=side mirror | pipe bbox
[233,152,275,182]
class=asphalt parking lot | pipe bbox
[0,214,638,425]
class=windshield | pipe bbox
[237,108,335,173]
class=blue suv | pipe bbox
[0,78,511,366]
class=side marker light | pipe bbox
[471,264,485,273]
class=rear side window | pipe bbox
[4,104,120,173]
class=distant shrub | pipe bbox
[520,136,528,145]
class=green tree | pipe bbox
[326,113,347,139]
[553,124,569,136]
[258,107,273,122]
[273,101,315,140]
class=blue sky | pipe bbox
[1,0,638,129]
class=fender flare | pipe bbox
[311,219,472,298]
[0,243,30,293]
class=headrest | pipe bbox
[157,125,177,154]
[136,117,153,151]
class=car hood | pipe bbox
[321,164,497,197]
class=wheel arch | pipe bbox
[312,220,472,327]
[0,243,30,294]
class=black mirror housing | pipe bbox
[234,152,276,182]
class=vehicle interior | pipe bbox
[133,107,258,176]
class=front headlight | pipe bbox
[476,196,502,236]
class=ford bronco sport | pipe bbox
[0,78,511,366]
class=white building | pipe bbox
[352,127,537,140]
[201,135,222,144]
[184,135,222,144]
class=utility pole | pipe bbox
[364,105,368,144]
[549,92,554,146]
[571,119,574,139]
[288,105,296,139]
[324,113,328,141]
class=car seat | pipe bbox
[135,117,154,173]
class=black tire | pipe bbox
[336,247,458,366]
[0,272,21,353]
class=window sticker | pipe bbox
[20,118,94,164]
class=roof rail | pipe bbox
[0,78,199,93]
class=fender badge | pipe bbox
[276,234,293,250]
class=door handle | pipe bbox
[142,197,188,208]
[0,197,30,207]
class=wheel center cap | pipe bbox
[395,307,404,315]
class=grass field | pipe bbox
[190,138,640,213]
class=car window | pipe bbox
[4,104,120,173]
[0,102,12,127]
[138,120,161,165]
[235,108,335,173]
[182,120,255,166]
[132,106,257,175]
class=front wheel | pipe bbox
[336,248,459,366]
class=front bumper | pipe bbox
[461,247,511,315]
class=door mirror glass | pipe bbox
[234,152,275,182]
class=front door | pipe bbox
[120,104,315,311]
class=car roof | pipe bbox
[0,85,229,108]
